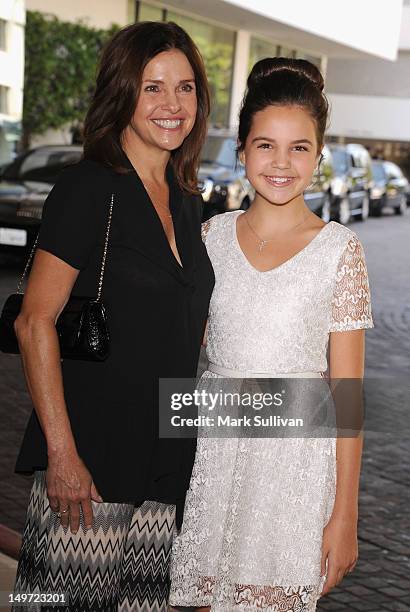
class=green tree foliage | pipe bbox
[198,41,233,127]
[23,11,119,146]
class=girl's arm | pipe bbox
[320,328,365,595]
[200,218,212,348]
[202,319,208,346]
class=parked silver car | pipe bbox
[198,131,253,220]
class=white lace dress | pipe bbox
[169,210,374,611]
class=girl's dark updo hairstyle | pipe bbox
[238,57,329,155]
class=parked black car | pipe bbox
[199,133,334,221]
[0,145,82,256]
[327,143,373,224]
[198,132,253,221]
[370,160,408,216]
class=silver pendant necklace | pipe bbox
[244,212,309,252]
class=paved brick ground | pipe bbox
[0,208,409,610]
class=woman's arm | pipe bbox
[320,328,365,595]
[15,249,102,534]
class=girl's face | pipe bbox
[126,49,197,153]
[241,105,321,207]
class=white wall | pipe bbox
[325,1,410,143]
[327,93,410,142]
[26,0,134,28]
[399,4,410,49]
[223,0,403,60]
[229,30,250,128]
[0,0,25,120]
[0,0,25,163]
[326,52,410,99]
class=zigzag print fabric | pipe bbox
[13,472,176,611]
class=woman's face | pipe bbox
[241,105,320,207]
[129,49,197,153]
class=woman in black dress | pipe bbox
[12,22,214,611]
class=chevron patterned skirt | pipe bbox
[13,471,176,611]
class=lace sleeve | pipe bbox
[201,219,212,244]
[329,235,374,332]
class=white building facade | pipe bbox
[0,0,25,164]
[134,0,403,130]
[326,0,410,173]
[19,0,405,158]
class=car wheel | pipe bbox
[338,196,351,225]
[240,196,250,211]
[394,195,407,215]
[358,193,369,221]
[321,194,331,223]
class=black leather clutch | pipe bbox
[0,194,114,362]
[0,294,110,361]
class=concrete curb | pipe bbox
[0,525,21,561]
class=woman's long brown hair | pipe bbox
[83,21,210,193]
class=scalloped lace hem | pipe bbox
[170,577,320,611]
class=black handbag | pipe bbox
[0,194,114,361]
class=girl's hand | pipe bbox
[46,450,103,534]
[320,514,358,596]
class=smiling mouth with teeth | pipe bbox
[264,176,296,186]
[152,119,184,129]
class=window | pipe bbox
[166,11,235,127]
[249,36,322,73]
[331,148,349,174]
[371,163,386,182]
[137,2,163,21]
[278,45,295,58]
[201,135,237,169]
[0,86,9,114]
[249,37,279,71]
[136,5,235,127]
[6,146,83,182]
[295,50,322,68]
[0,19,6,51]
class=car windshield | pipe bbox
[331,149,349,175]
[3,147,82,182]
[201,136,237,169]
[371,163,386,181]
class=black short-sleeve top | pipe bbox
[15,155,215,528]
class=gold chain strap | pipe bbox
[96,193,114,302]
[16,234,39,294]
[15,193,115,299]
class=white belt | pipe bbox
[207,362,323,379]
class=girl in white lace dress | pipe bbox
[169,58,373,612]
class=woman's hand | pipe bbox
[15,249,103,535]
[46,449,103,534]
[319,514,358,596]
